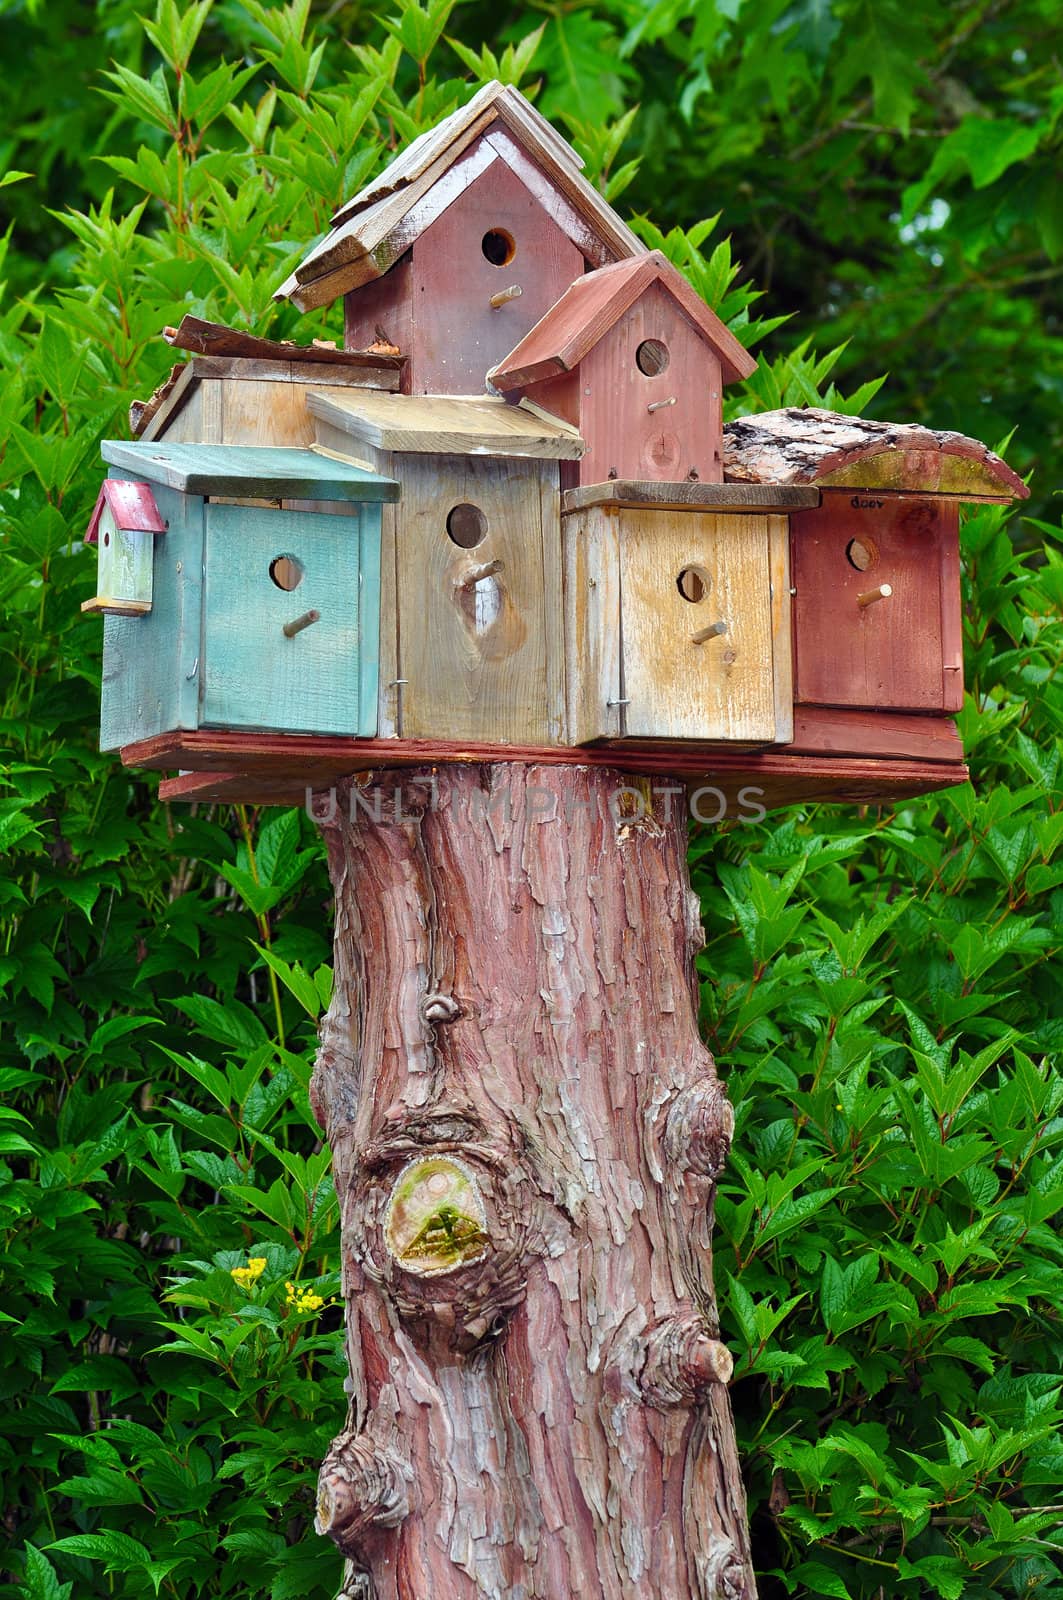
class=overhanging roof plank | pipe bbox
[307,389,586,459]
[100,440,400,501]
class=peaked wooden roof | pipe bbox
[487,251,757,390]
[85,479,166,544]
[723,407,1029,500]
[275,81,645,313]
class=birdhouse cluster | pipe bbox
[84,81,1028,811]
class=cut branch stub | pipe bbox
[639,1311,734,1409]
[315,1432,411,1558]
[384,1155,489,1277]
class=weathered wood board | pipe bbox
[792,494,952,711]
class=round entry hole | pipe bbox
[446,502,488,549]
[846,537,878,572]
[482,229,516,267]
[677,565,710,603]
[270,554,304,591]
[636,338,670,376]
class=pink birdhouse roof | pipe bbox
[488,251,758,392]
[85,480,166,545]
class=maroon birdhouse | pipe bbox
[488,251,756,487]
[723,407,1029,772]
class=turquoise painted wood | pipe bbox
[96,446,396,750]
[101,440,400,502]
[100,481,204,750]
[202,503,379,736]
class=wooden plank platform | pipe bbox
[129,730,968,812]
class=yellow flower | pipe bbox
[231,1257,267,1288]
[285,1282,326,1313]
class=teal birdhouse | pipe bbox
[95,440,398,752]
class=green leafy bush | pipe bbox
[1,2,1060,1596]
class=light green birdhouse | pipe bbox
[82,479,166,616]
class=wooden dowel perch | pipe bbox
[858,583,892,608]
[691,620,728,643]
[459,559,504,588]
[282,609,320,637]
[489,284,522,308]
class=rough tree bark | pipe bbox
[309,762,756,1600]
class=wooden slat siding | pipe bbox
[482,129,620,268]
[163,314,402,370]
[619,510,776,742]
[141,359,401,446]
[407,155,586,395]
[359,502,384,738]
[395,454,555,744]
[490,251,756,392]
[100,483,204,751]
[539,464,567,743]
[344,254,416,391]
[575,285,724,485]
[331,82,584,229]
[200,504,370,737]
[562,480,820,513]
[938,503,964,711]
[101,440,400,501]
[723,406,1029,501]
[563,505,623,744]
[767,515,793,744]
[789,707,964,761]
[305,389,585,458]
[791,495,945,712]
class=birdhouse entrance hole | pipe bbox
[677,565,711,603]
[269,554,304,591]
[636,338,670,376]
[481,228,516,267]
[446,503,488,549]
[845,537,878,572]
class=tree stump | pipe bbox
[309,763,756,1600]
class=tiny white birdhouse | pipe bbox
[82,480,166,615]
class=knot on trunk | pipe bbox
[354,1129,541,1352]
[639,1312,733,1409]
[315,1432,410,1556]
[700,1538,755,1600]
[663,1080,734,1179]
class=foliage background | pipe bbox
[0,1,1060,1596]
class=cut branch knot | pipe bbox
[316,1432,410,1556]
[664,1081,734,1180]
[420,992,461,1025]
[640,1313,733,1409]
